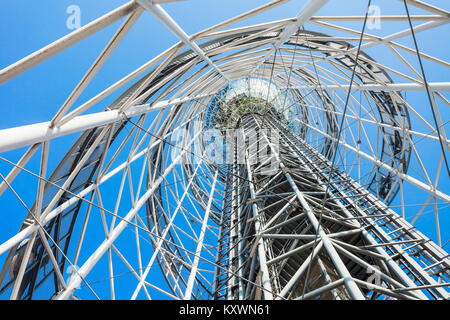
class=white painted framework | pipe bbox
[0,0,448,300]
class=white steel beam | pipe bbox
[286,81,450,92]
[55,128,202,300]
[130,154,206,299]
[245,158,274,300]
[300,122,450,203]
[136,0,230,81]
[249,0,329,75]
[254,115,365,299]
[0,137,165,257]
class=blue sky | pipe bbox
[0,0,449,299]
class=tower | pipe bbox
[0,0,448,300]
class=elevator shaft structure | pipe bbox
[214,112,449,300]
[0,0,449,301]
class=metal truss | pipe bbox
[218,113,449,300]
[0,0,448,300]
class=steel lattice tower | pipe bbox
[0,0,449,300]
